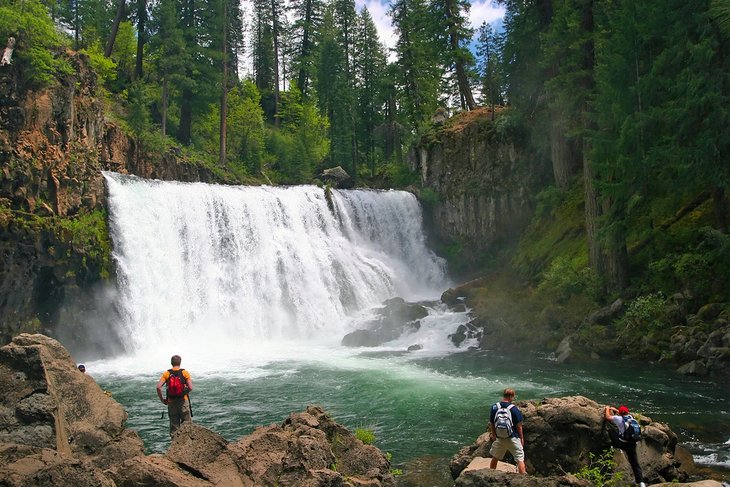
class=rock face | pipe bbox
[451,396,693,485]
[0,334,396,487]
[409,108,550,263]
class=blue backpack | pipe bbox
[621,415,642,442]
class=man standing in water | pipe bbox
[488,388,526,474]
[605,405,645,487]
[156,355,193,436]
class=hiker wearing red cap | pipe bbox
[605,405,645,486]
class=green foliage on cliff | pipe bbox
[1,207,111,282]
[0,0,73,88]
[54,210,112,280]
[514,184,589,291]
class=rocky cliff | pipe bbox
[409,108,550,270]
[0,50,233,348]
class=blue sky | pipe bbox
[354,0,506,55]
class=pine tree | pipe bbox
[354,7,388,177]
[390,0,441,130]
[433,0,476,110]
[316,6,352,174]
[288,0,324,97]
[476,21,503,117]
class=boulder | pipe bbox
[454,468,590,487]
[228,405,395,487]
[448,322,483,348]
[0,334,145,485]
[677,360,708,376]
[341,298,427,347]
[451,396,693,484]
[584,298,624,326]
[320,166,353,188]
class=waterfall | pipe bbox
[104,173,451,355]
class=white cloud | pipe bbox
[469,0,506,31]
[355,0,506,59]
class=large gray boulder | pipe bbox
[0,333,145,485]
[451,396,694,484]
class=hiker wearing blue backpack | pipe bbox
[156,355,194,437]
[605,405,645,487]
[488,388,526,474]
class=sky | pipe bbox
[239,0,506,77]
[355,0,506,55]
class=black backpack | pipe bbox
[621,415,642,442]
[166,369,187,399]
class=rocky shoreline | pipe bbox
[1,333,726,486]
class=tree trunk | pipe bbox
[161,76,168,137]
[582,141,604,278]
[135,0,146,79]
[712,185,729,232]
[298,0,313,95]
[178,88,193,144]
[446,0,476,110]
[219,0,228,166]
[604,198,629,291]
[105,0,126,57]
[271,0,280,127]
[74,0,80,49]
[549,103,578,189]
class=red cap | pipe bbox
[618,405,629,415]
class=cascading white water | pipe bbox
[104,172,455,361]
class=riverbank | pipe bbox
[3,334,729,485]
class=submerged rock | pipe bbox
[341,297,428,347]
[0,334,397,487]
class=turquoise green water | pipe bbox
[95,348,730,483]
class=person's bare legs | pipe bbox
[490,457,499,469]
[517,460,526,474]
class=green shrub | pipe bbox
[81,42,116,87]
[534,185,566,218]
[616,292,666,335]
[538,256,600,302]
[354,428,375,445]
[383,161,418,188]
[575,449,623,487]
[419,187,441,207]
